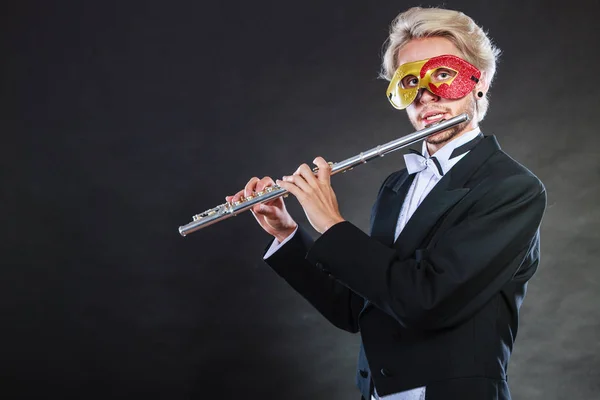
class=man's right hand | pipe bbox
[226,176,297,243]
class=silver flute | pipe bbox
[178,113,469,236]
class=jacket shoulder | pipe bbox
[473,148,546,194]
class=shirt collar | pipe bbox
[421,127,482,175]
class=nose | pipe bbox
[417,88,439,105]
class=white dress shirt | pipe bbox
[264,128,483,400]
[393,127,481,243]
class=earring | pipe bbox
[477,91,484,98]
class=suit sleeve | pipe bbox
[305,174,547,330]
[262,172,398,333]
[263,225,364,333]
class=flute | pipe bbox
[178,113,469,236]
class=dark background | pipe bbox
[2,0,599,399]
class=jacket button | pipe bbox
[380,368,392,377]
[359,369,369,378]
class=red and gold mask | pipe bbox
[386,54,481,110]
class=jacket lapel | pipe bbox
[363,172,415,314]
[370,172,415,247]
[393,135,500,259]
[393,178,470,259]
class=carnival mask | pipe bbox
[386,54,481,110]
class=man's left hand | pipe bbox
[276,156,345,234]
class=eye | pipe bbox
[401,75,419,89]
[432,68,456,82]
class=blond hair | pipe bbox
[381,7,501,121]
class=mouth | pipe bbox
[420,111,449,126]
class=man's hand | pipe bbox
[226,176,297,243]
[276,156,345,234]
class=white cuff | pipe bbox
[263,226,298,260]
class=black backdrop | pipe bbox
[3,1,600,399]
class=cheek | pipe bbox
[452,96,473,111]
[438,97,464,112]
[406,104,419,120]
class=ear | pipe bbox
[476,71,491,96]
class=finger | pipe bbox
[256,176,276,192]
[313,156,332,185]
[252,202,279,217]
[276,178,304,201]
[283,173,311,194]
[244,177,260,197]
[295,163,319,187]
[230,188,246,203]
[256,176,281,207]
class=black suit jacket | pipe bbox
[264,135,546,400]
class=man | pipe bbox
[227,7,546,400]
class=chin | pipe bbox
[425,128,458,145]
